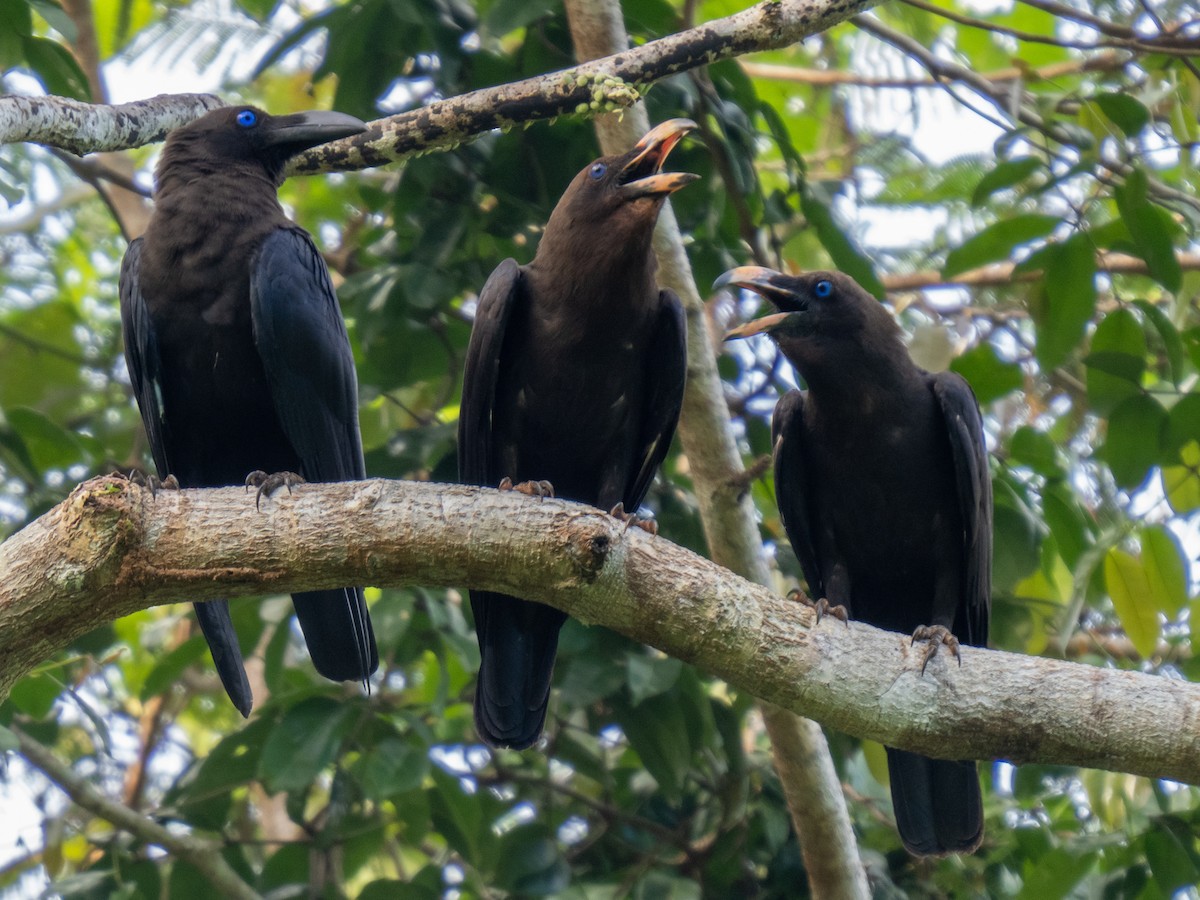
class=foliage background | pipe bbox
[1,0,1199,896]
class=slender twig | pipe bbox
[12,725,259,900]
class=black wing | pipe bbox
[458,258,521,487]
[772,389,825,600]
[250,226,377,684]
[118,238,170,476]
[623,290,687,510]
[458,259,560,749]
[931,372,991,648]
[120,237,254,717]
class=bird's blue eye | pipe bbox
[589,163,607,180]
[814,279,833,298]
[236,110,258,128]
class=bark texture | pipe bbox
[3,476,1198,787]
[1,0,882,175]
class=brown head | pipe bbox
[155,106,365,193]
[532,119,699,274]
[718,267,906,383]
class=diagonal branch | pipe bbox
[3,477,1198,786]
[1,0,884,174]
[11,724,258,900]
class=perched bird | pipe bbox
[720,267,991,857]
[459,120,697,749]
[120,106,378,716]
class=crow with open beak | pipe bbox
[721,267,992,856]
[459,120,698,749]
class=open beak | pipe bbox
[618,118,700,198]
[724,311,791,341]
[262,110,367,153]
[713,266,799,309]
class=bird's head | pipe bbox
[718,267,901,370]
[157,106,366,187]
[538,119,699,259]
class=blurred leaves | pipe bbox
[1,0,1199,896]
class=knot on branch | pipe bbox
[563,513,616,583]
[53,476,141,594]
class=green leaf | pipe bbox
[626,652,683,705]
[494,826,570,896]
[1133,300,1186,386]
[1015,847,1097,899]
[352,734,429,800]
[1139,525,1188,616]
[0,723,18,752]
[0,0,33,67]
[970,156,1042,207]
[6,407,87,471]
[1104,546,1162,657]
[140,638,206,701]
[1114,168,1182,293]
[1161,441,1200,514]
[1034,234,1096,370]
[1102,394,1167,489]
[429,767,494,865]
[19,36,92,100]
[28,0,76,40]
[1165,393,1200,456]
[1086,307,1146,415]
[950,342,1022,405]
[944,214,1058,278]
[611,691,693,801]
[1010,426,1060,478]
[1145,817,1200,893]
[0,301,86,417]
[992,498,1041,592]
[9,672,61,719]
[258,697,355,794]
[1093,93,1150,137]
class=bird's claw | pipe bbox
[128,470,179,498]
[787,589,849,627]
[609,502,658,535]
[911,624,961,675]
[498,477,555,499]
[245,470,306,510]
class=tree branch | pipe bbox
[11,723,258,900]
[4,479,1197,790]
[0,93,224,156]
[1,0,884,173]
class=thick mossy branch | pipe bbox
[2,476,1198,785]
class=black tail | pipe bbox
[886,748,984,856]
[194,599,253,717]
[471,590,567,749]
[292,587,379,684]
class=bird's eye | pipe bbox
[236,110,258,128]
[814,279,833,298]
[589,163,607,180]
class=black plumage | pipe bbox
[459,120,697,749]
[120,106,378,716]
[720,267,992,856]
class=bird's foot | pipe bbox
[911,624,961,675]
[787,589,849,627]
[245,470,306,510]
[128,470,179,498]
[609,502,658,535]
[498,477,555,499]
